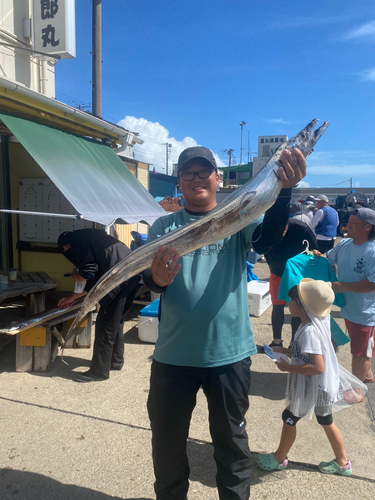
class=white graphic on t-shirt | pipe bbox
[187,242,228,256]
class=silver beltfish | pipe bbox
[64,118,329,344]
[0,299,84,335]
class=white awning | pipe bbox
[0,112,165,226]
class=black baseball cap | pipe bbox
[177,146,217,172]
[57,231,73,248]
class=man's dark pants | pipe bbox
[317,239,335,254]
[147,358,252,500]
[91,279,140,378]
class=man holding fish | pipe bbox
[63,119,327,498]
[143,144,307,500]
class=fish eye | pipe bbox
[300,133,306,139]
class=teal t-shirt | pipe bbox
[147,209,261,367]
[277,254,349,347]
[278,254,345,308]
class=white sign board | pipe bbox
[33,0,76,59]
[257,135,287,158]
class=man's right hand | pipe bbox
[58,295,76,309]
[151,246,181,287]
[58,291,87,309]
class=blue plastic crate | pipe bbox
[139,299,160,318]
[138,299,160,343]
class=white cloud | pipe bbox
[263,14,351,31]
[296,181,310,188]
[117,116,226,173]
[303,149,375,187]
[264,118,291,125]
[307,164,375,176]
[309,149,375,162]
[360,67,375,81]
[344,21,375,40]
[306,150,375,177]
[353,181,360,187]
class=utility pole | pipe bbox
[247,131,253,163]
[224,148,235,167]
[239,121,246,164]
[162,143,172,175]
[92,0,102,118]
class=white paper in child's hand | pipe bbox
[273,352,290,364]
[263,344,290,364]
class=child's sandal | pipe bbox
[318,459,352,476]
[257,453,288,471]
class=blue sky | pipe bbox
[55,0,375,189]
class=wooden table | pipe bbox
[0,271,57,299]
[0,272,57,372]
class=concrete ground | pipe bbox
[0,259,374,500]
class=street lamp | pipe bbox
[239,121,246,164]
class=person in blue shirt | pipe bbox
[318,208,375,384]
[143,145,307,500]
[311,194,339,253]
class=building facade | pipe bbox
[0,1,157,266]
[0,0,56,97]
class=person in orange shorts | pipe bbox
[317,207,375,383]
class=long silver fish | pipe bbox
[64,118,329,344]
[0,299,84,335]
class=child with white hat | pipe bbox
[257,278,367,476]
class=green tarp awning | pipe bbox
[0,112,165,225]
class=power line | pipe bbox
[134,147,167,154]
[328,179,353,187]
[137,135,172,145]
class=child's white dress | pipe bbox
[286,314,367,419]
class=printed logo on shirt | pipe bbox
[353,258,366,275]
[186,241,228,256]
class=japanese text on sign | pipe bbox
[33,0,76,59]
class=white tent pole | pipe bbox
[0,209,82,219]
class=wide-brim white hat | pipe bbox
[297,278,334,317]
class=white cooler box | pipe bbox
[247,280,271,317]
[138,299,159,343]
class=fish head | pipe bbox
[288,119,329,158]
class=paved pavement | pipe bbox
[0,260,374,500]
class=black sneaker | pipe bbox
[269,341,283,348]
[76,370,108,382]
[111,362,123,371]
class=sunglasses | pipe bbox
[179,168,215,182]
